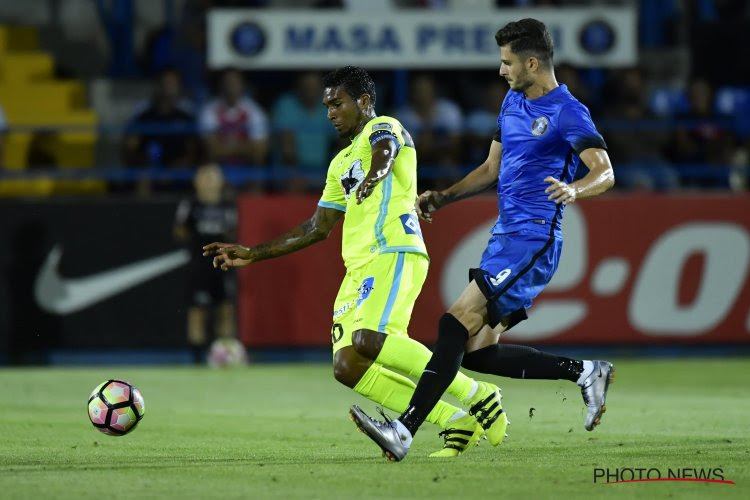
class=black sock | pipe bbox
[462,344,583,382]
[399,313,469,436]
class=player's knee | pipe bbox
[332,347,369,388]
[446,304,484,336]
[332,356,353,386]
[438,312,471,341]
[465,325,499,353]
[351,329,385,360]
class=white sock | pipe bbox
[576,360,595,385]
[393,419,413,447]
[447,410,467,423]
[463,381,479,403]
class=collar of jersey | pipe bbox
[349,116,381,143]
[524,83,566,101]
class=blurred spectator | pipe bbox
[271,72,336,192]
[666,78,736,188]
[397,74,464,187]
[171,0,212,104]
[601,68,679,191]
[174,163,237,364]
[465,80,507,165]
[121,68,199,193]
[199,68,269,188]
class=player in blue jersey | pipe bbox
[350,18,616,461]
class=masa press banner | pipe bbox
[208,7,636,69]
[236,194,750,347]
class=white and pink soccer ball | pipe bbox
[87,380,145,436]
[207,338,248,367]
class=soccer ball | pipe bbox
[87,380,145,436]
[207,337,248,367]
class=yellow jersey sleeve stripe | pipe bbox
[318,200,346,212]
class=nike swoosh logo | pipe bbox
[34,245,190,315]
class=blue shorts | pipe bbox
[470,229,562,329]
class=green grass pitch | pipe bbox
[1,359,748,499]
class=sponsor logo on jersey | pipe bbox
[399,213,423,239]
[356,277,375,307]
[333,301,353,320]
[340,159,365,199]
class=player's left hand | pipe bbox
[202,242,254,270]
[356,178,378,204]
[544,177,577,204]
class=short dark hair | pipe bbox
[495,18,554,67]
[323,66,376,106]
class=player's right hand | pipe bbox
[415,190,444,223]
[202,242,254,270]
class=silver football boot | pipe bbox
[579,360,615,431]
[349,405,410,461]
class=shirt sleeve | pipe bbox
[492,125,501,143]
[493,91,513,143]
[318,160,347,212]
[558,101,607,154]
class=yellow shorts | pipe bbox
[331,252,429,355]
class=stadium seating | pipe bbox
[0,25,102,195]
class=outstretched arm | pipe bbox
[202,205,343,270]
[544,148,615,204]
[416,139,502,222]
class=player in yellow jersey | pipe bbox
[203,66,507,457]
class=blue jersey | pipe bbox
[492,84,606,237]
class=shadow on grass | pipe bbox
[0,454,392,473]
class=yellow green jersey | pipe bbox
[318,115,427,270]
